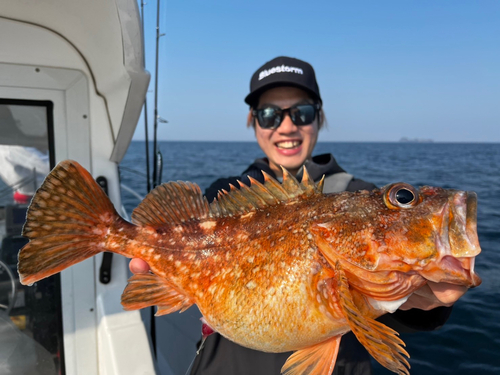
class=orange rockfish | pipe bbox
[18,160,481,375]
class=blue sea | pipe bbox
[120,141,500,375]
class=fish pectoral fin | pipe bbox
[281,336,341,375]
[335,262,410,375]
[121,273,193,315]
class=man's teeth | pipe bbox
[276,141,300,149]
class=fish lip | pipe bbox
[433,192,482,287]
[465,192,481,254]
[460,191,482,288]
[449,191,481,257]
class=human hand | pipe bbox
[129,258,151,274]
[399,281,468,311]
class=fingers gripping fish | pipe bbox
[18,160,482,375]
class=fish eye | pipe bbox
[384,183,420,209]
[396,188,415,204]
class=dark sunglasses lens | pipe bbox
[291,105,316,125]
[257,107,281,129]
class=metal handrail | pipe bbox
[120,183,144,202]
[0,259,17,315]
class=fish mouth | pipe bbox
[424,191,482,287]
[431,255,482,288]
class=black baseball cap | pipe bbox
[244,56,322,107]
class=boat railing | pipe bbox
[0,259,16,315]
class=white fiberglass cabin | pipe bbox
[0,1,157,373]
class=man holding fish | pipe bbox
[128,56,474,375]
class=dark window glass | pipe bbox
[0,99,63,375]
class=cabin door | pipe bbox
[0,63,93,375]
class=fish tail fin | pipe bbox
[18,160,119,285]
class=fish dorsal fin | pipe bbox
[208,166,323,217]
[133,167,324,225]
[132,181,210,226]
[334,262,410,375]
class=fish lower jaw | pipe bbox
[420,255,481,287]
[455,256,481,287]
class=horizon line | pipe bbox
[130,139,500,144]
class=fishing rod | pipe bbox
[151,0,166,189]
[146,0,168,358]
[138,0,159,360]
[140,0,151,193]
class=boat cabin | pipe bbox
[0,1,156,373]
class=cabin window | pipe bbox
[0,99,64,374]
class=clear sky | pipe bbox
[134,0,500,143]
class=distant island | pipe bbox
[399,137,434,143]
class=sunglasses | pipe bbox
[252,103,321,130]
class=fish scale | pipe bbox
[148,219,343,352]
[18,160,481,375]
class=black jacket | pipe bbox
[192,154,452,375]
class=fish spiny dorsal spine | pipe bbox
[316,175,325,194]
[214,188,242,217]
[298,166,317,196]
[208,166,323,217]
[228,184,257,211]
[246,176,280,205]
[261,170,289,200]
[236,180,269,209]
[281,166,303,198]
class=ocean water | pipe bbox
[120,141,500,375]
